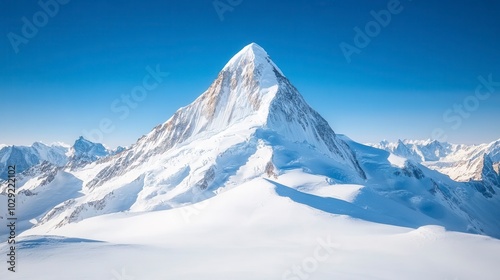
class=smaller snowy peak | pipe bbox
[71,136,108,158]
[485,139,500,162]
[413,140,450,162]
[65,137,111,169]
[110,146,126,155]
[392,140,421,162]
[467,154,500,198]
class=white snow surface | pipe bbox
[1,176,496,280]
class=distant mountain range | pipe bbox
[0,137,123,180]
[371,139,500,197]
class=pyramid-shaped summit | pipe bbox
[222,42,285,78]
[192,42,285,130]
[86,43,365,191]
[137,43,363,170]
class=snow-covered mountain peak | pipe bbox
[83,43,366,195]
[126,44,364,177]
[71,136,107,156]
[67,136,109,167]
[132,44,299,152]
[222,42,284,78]
[32,141,46,147]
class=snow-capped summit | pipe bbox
[128,43,364,175]
[158,42,284,138]
[66,136,110,168]
[83,43,365,193]
[24,43,366,226]
[223,42,284,77]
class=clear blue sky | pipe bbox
[1,0,499,148]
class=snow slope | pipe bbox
[2,176,499,280]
